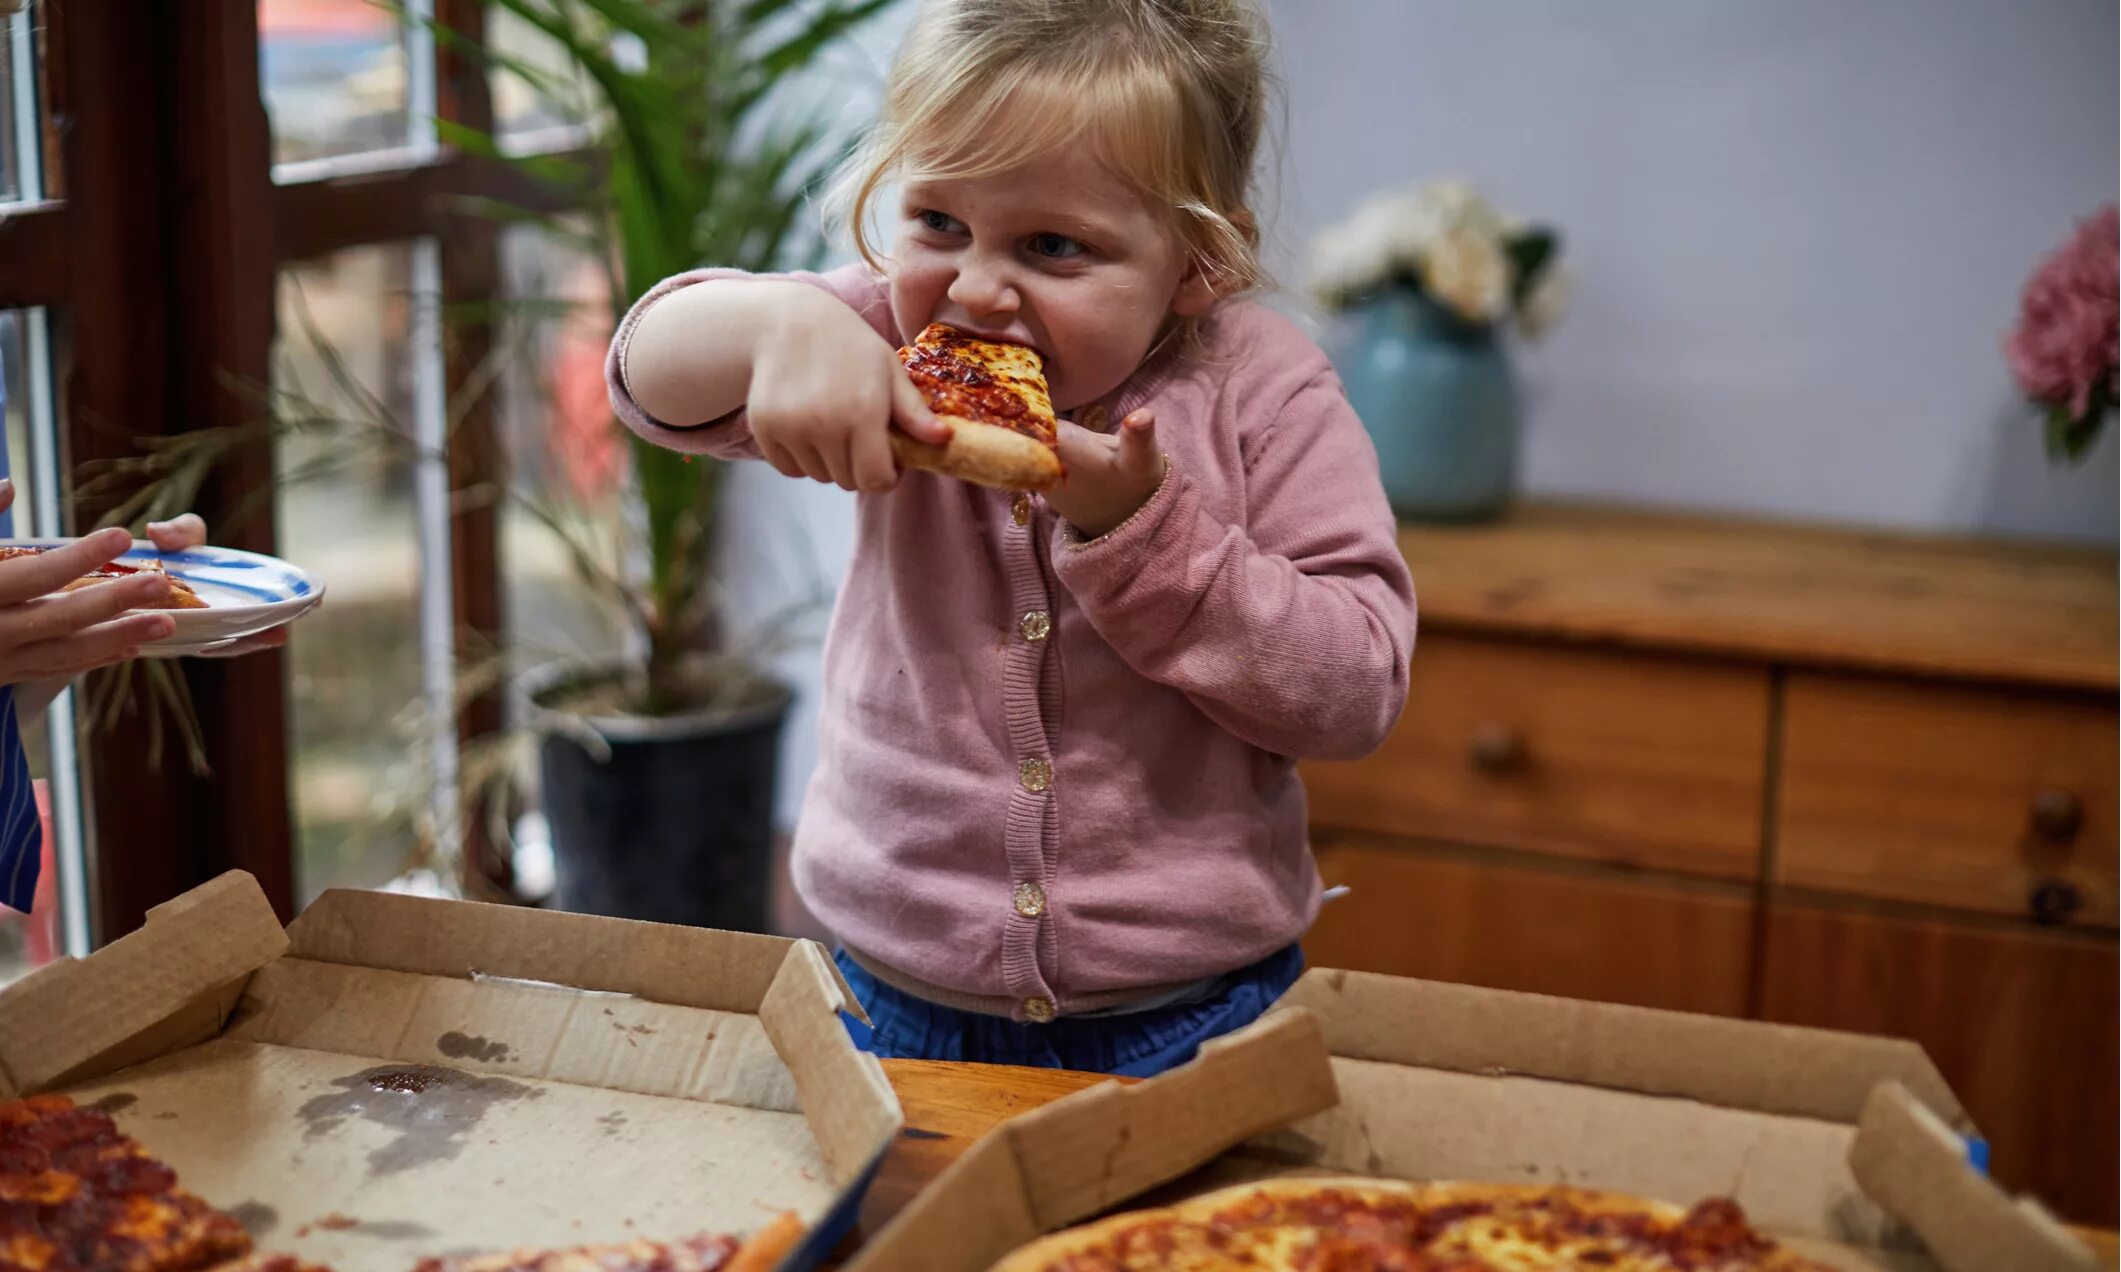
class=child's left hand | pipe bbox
[1045,409,1168,540]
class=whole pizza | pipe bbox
[988,1177,1833,1271]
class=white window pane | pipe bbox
[489,7,601,146]
[259,0,433,173]
[275,243,453,901]
[498,219,627,664]
[0,2,48,205]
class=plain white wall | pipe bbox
[725,1,2121,831]
[1263,0,2118,541]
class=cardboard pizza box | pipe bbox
[841,1005,1343,1272]
[0,871,903,1272]
[849,968,2097,1272]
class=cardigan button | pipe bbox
[1023,996,1056,1023]
[1018,757,1052,792]
[1013,882,1047,918]
[1011,494,1033,526]
[1020,610,1052,641]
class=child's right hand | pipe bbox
[748,290,953,492]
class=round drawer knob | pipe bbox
[2028,789,2083,842]
[2028,879,2083,926]
[1469,724,1526,774]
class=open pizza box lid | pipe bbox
[850,968,2096,1272]
[0,871,903,1272]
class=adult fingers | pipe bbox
[0,573,172,650]
[0,527,136,607]
[197,624,291,658]
[0,612,175,682]
[145,513,209,552]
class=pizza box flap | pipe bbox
[758,939,904,1183]
[0,869,286,1097]
[1278,968,1969,1128]
[287,883,863,1017]
[1847,1083,2097,1272]
[843,1005,1340,1272]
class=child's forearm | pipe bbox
[621,279,825,427]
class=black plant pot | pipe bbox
[523,662,794,934]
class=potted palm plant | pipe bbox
[434,0,895,931]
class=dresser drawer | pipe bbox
[1303,634,1772,879]
[1308,835,1754,1016]
[1776,672,2119,927]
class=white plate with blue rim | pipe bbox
[0,538,325,658]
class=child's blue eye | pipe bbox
[917,209,963,234]
[1028,233,1086,260]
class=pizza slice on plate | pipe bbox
[893,323,1063,492]
[988,1178,1834,1272]
[0,546,208,610]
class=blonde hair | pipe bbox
[837,0,1273,309]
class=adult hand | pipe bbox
[144,513,292,658]
[0,480,177,686]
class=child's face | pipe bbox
[891,145,1215,412]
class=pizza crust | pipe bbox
[60,569,210,610]
[722,1212,805,1272]
[891,417,1063,492]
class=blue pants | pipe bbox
[833,944,1304,1078]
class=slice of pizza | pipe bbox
[988,1178,1835,1272]
[409,1212,804,1272]
[0,1094,254,1272]
[894,324,1063,492]
[0,546,209,610]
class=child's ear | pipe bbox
[1172,254,1222,316]
[1172,211,1254,316]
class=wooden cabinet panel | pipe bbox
[1777,673,2119,928]
[1307,836,1754,1016]
[1759,901,2119,1225]
[1303,635,1771,879]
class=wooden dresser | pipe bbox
[1300,501,2119,1224]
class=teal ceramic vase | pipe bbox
[1336,287,1518,521]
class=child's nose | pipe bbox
[946,257,1019,317]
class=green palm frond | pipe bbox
[429,0,897,713]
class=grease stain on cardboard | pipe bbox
[297,1065,543,1176]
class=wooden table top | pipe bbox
[853,1057,2120,1269]
[1400,500,2119,691]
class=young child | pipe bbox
[608,0,1416,1077]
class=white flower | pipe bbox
[1417,179,1511,241]
[1517,264,1571,341]
[1420,226,1510,324]
[1309,193,1415,304]
[1309,179,1562,330]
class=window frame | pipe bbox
[0,0,574,939]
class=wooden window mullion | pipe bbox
[434,0,511,898]
[57,0,297,935]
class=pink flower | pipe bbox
[2005,205,2118,420]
